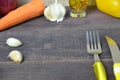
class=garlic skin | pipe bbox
[44,0,66,22]
[8,50,23,64]
[6,38,23,47]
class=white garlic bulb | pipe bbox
[44,0,66,22]
[6,37,23,47]
[7,50,23,64]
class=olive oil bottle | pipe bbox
[69,0,88,18]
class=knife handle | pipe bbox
[93,61,107,80]
[113,63,120,80]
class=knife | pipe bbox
[105,36,120,80]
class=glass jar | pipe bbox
[69,0,88,18]
[88,0,96,6]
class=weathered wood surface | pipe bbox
[0,7,119,80]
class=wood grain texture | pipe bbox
[0,60,114,80]
[0,7,119,80]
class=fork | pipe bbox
[86,31,107,80]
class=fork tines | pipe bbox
[86,31,101,51]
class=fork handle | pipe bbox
[93,61,107,80]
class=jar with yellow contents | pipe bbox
[69,0,88,18]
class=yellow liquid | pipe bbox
[69,0,88,17]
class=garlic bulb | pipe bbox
[6,37,23,47]
[7,50,23,64]
[44,0,66,22]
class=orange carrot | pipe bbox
[0,0,45,31]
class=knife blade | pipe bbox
[105,36,120,80]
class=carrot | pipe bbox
[0,0,45,31]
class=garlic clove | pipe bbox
[44,5,54,21]
[8,50,23,64]
[50,4,62,18]
[44,0,66,22]
[51,4,66,17]
[6,37,23,47]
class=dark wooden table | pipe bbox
[0,7,120,80]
